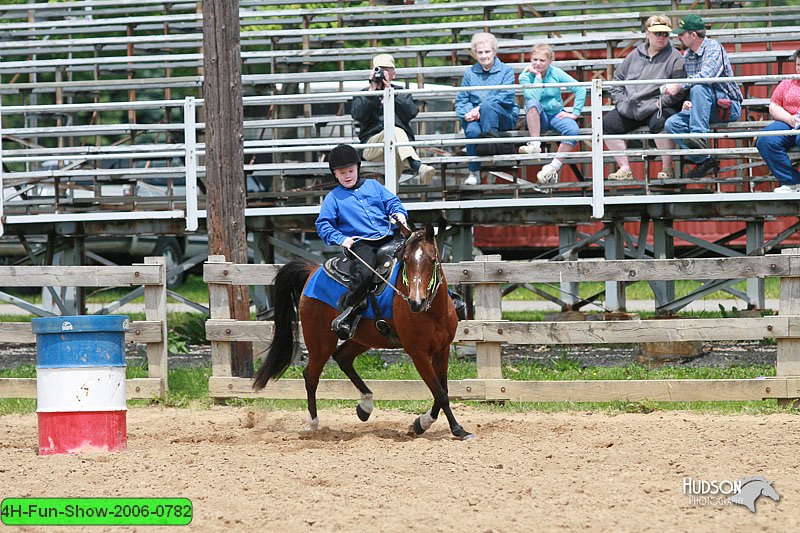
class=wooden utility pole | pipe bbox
[202,0,252,377]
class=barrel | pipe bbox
[33,315,130,455]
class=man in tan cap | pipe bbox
[351,53,436,184]
[604,14,686,182]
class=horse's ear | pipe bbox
[424,223,435,241]
[400,222,413,238]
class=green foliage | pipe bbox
[550,352,583,372]
[504,278,782,302]
[168,312,207,345]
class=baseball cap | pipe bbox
[372,54,396,69]
[673,14,706,35]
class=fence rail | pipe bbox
[204,251,800,403]
[0,257,169,399]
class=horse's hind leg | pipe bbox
[302,356,326,431]
[302,331,339,431]
[332,341,373,421]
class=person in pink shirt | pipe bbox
[756,49,800,192]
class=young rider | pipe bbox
[315,144,409,340]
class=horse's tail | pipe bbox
[253,260,315,390]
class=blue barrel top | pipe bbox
[33,315,130,368]
[32,315,130,335]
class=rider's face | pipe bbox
[334,164,359,188]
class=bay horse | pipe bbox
[253,223,474,440]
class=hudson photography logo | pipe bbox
[683,476,780,512]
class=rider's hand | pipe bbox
[392,213,407,226]
[341,237,355,249]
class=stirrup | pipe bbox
[331,306,362,341]
[375,319,391,336]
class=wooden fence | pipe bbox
[204,252,800,403]
[0,257,168,399]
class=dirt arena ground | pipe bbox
[2,405,798,532]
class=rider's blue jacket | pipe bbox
[315,178,408,246]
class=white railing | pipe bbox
[2,72,799,234]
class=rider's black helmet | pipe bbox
[328,144,361,175]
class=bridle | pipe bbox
[399,252,443,312]
[346,230,443,311]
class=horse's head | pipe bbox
[397,223,442,313]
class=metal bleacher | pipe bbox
[1,0,800,315]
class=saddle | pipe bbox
[322,238,403,294]
[322,238,404,346]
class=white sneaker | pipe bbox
[416,164,436,185]
[773,184,800,193]
[463,171,479,186]
[518,142,542,155]
[536,163,559,184]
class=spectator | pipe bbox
[664,13,743,179]
[518,43,586,184]
[455,32,519,185]
[352,54,436,185]
[604,15,687,181]
[756,49,800,193]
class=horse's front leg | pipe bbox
[409,351,474,441]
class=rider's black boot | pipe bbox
[451,294,468,320]
[331,306,360,340]
[331,300,366,341]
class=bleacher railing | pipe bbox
[2,72,800,233]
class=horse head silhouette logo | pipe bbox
[729,476,780,513]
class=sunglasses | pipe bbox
[652,31,670,38]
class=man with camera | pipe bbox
[351,54,436,184]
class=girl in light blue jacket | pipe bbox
[518,44,586,184]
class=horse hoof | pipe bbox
[412,417,426,435]
[356,404,371,422]
[460,432,477,441]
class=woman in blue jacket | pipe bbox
[518,43,586,184]
[455,32,519,186]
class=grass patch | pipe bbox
[504,277,781,302]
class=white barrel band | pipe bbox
[36,367,127,412]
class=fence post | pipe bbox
[778,248,800,406]
[207,255,233,379]
[474,255,503,381]
[143,256,168,395]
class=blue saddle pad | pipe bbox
[303,262,400,320]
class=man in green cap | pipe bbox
[664,13,743,179]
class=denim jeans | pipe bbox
[524,99,580,147]
[756,121,800,185]
[462,99,518,171]
[664,84,742,163]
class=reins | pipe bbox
[345,221,443,310]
